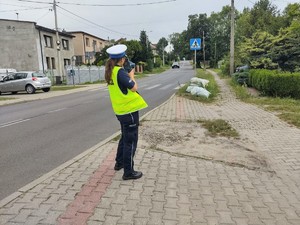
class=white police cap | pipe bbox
[106,44,127,59]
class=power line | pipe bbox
[57,5,138,38]
[0,7,50,13]
[13,0,176,7]
[57,0,176,7]
[15,0,52,4]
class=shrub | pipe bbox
[249,69,300,99]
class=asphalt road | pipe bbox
[0,61,195,200]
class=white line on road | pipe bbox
[160,84,173,90]
[0,119,30,128]
[47,108,66,113]
[144,84,161,90]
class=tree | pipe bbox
[270,20,300,72]
[139,30,154,71]
[156,37,168,59]
[209,6,232,67]
[239,31,277,69]
[93,45,111,66]
[169,32,187,61]
[120,40,142,64]
[186,14,211,62]
[236,0,285,40]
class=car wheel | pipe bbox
[26,84,36,94]
[42,88,50,92]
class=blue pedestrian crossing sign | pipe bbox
[190,38,201,50]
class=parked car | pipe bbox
[0,68,17,81]
[0,71,52,95]
[235,65,249,73]
[171,62,180,69]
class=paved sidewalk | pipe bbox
[0,71,299,224]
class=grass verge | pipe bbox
[197,119,239,138]
[229,78,300,128]
[177,69,220,103]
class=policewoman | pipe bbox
[105,44,148,180]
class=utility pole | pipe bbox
[230,0,235,75]
[53,0,62,79]
[162,46,165,66]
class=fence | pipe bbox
[65,65,105,85]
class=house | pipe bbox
[69,31,110,65]
[0,19,75,78]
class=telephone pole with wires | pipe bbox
[53,0,63,79]
[230,0,235,75]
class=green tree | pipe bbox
[169,32,187,61]
[270,20,300,72]
[239,31,277,69]
[209,6,232,67]
[119,40,142,64]
[139,30,154,71]
[156,37,168,59]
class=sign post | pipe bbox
[190,38,201,72]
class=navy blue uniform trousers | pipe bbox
[116,111,139,176]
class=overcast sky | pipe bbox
[0,0,298,43]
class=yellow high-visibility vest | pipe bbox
[108,66,148,115]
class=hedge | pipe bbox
[249,69,300,99]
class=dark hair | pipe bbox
[105,58,122,85]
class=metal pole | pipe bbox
[230,0,235,75]
[194,50,196,71]
[53,0,62,78]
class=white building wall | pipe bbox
[0,20,39,71]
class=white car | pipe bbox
[0,71,52,95]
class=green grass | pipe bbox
[177,69,220,103]
[228,76,300,128]
[197,119,239,138]
[0,96,15,101]
[51,85,85,91]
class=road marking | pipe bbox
[144,84,161,90]
[47,108,66,113]
[160,84,173,90]
[0,119,30,128]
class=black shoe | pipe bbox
[114,163,123,171]
[122,171,143,180]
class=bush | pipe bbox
[154,57,162,68]
[232,71,249,85]
[249,69,300,99]
[145,59,154,72]
[220,60,230,76]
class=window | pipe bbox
[62,39,69,50]
[75,56,82,65]
[92,40,97,52]
[86,38,90,46]
[14,73,27,79]
[44,35,53,48]
[64,59,70,66]
[46,57,51,69]
[51,57,56,69]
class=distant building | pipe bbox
[69,31,110,65]
[0,19,75,78]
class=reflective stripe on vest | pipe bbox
[108,66,148,115]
